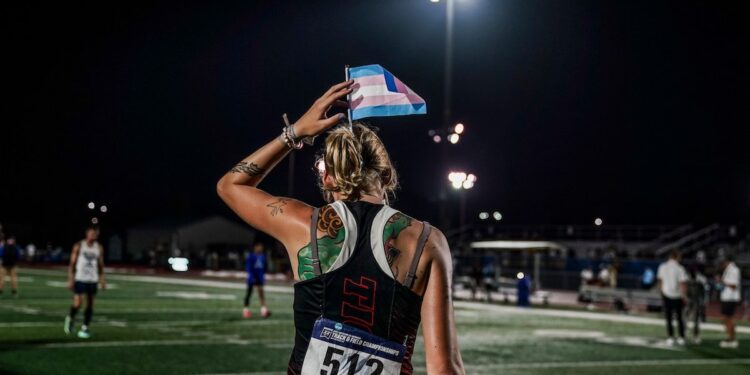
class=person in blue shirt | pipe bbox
[243,243,270,318]
[1,235,22,297]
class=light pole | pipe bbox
[448,171,476,247]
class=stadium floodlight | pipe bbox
[448,171,476,190]
[454,123,465,134]
[517,272,525,280]
[91,217,99,224]
[87,202,95,210]
[594,217,603,226]
[492,211,502,221]
[100,205,108,213]
[479,212,489,220]
[448,133,460,144]
[430,0,440,3]
[433,135,442,143]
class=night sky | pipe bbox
[3,0,749,246]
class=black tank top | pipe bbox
[288,201,431,375]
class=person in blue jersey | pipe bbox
[243,242,270,318]
[0,235,22,297]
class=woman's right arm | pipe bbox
[216,80,353,249]
[420,231,466,374]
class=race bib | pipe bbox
[301,318,405,375]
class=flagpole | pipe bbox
[344,65,353,129]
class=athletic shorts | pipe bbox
[720,301,738,317]
[247,271,265,286]
[74,281,98,295]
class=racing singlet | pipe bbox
[288,201,432,375]
[74,240,101,283]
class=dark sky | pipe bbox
[3,0,749,245]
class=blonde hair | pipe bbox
[319,123,398,202]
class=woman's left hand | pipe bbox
[293,80,353,138]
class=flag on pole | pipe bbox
[347,64,427,120]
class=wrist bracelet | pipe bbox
[281,126,304,149]
[282,113,317,147]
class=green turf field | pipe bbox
[1,268,748,375]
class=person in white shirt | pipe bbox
[718,256,741,348]
[657,250,688,345]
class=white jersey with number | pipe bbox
[75,240,101,283]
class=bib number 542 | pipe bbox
[320,346,384,375]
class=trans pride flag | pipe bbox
[347,64,427,120]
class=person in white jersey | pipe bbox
[657,250,688,346]
[719,255,741,348]
[64,227,106,338]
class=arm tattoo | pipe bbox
[230,161,266,177]
[266,198,289,216]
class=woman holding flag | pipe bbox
[217,73,464,374]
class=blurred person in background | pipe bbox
[686,267,707,343]
[657,250,688,346]
[718,255,741,348]
[243,242,270,318]
[64,227,106,339]
[641,267,655,289]
[0,235,21,297]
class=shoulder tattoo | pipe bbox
[383,213,413,266]
[297,205,346,281]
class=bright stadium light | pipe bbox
[479,212,489,220]
[454,123,465,134]
[316,159,326,175]
[594,217,603,226]
[448,171,476,190]
[433,135,442,143]
[517,272,525,280]
[430,0,440,3]
[448,133,460,144]
[87,202,95,210]
[493,211,502,221]
[100,205,108,213]
[91,217,99,224]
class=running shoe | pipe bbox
[77,329,91,339]
[719,340,739,348]
[260,306,271,318]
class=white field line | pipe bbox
[460,358,750,371]
[3,276,34,282]
[40,338,289,349]
[1,319,289,328]
[21,267,294,293]
[455,301,750,334]
[156,291,236,300]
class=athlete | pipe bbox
[0,235,21,297]
[65,227,106,339]
[218,80,465,374]
[243,242,271,318]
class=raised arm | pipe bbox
[420,231,466,374]
[217,80,353,250]
[67,243,79,290]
